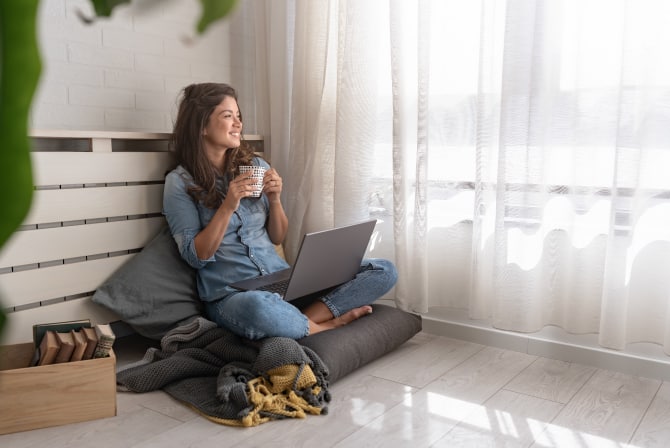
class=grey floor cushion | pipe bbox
[299,304,422,383]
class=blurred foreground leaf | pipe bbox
[0,0,42,342]
[85,0,238,35]
[197,0,238,34]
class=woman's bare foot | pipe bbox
[307,305,372,335]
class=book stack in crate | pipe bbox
[34,320,116,366]
[0,319,117,435]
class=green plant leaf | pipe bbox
[197,0,238,34]
[87,0,133,17]
[0,0,42,341]
[79,0,237,34]
[84,0,238,35]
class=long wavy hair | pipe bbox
[171,83,257,208]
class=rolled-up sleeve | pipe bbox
[162,171,215,269]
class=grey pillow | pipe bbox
[92,225,202,340]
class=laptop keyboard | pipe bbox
[257,278,290,296]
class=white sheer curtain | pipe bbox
[254,0,670,354]
[254,0,386,259]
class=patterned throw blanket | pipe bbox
[116,317,330,427]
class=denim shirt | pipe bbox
[162,157,290,302]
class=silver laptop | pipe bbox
[229,219,377,302]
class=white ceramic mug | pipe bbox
[239,165,266,197]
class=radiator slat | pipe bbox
[0,217,164,269]
[31,152,174,185]
[1,255,133,308]
[23,184,165,225]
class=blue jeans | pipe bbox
[204,258,398,340]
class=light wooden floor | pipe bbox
[2,331,670,448]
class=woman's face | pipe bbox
[203,96,242,150]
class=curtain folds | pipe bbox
[254,0,670,355]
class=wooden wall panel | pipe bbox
[31,152,174,185]
[0,217,163,269]
[0,255,132,308]
[23,184,164,225]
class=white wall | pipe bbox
[31,0,258,133]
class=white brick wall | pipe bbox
[31,0,257,133]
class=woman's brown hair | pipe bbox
[171,83,257,208]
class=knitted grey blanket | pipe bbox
[116,317,330,426]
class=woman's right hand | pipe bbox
[221,170,256,211]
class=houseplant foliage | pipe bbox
[0,0,237,340]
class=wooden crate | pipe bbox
[0,342,117,435]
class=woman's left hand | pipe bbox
[263,168,283,202]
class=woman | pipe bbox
[163,82,397,340]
